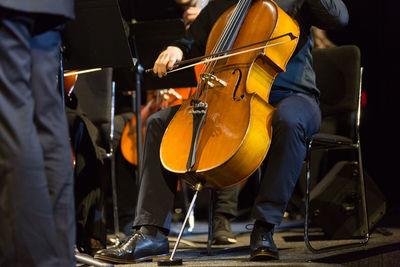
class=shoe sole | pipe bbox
[250,251,279,261]
[212,237,237,245]
[94,253,170,264]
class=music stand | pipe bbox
[114,19,197,90]
[62,1,133,266]
[63,0,133,69]
[113,18,197,179]
[129,19,197,90]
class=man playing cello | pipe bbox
[95,0,348,263]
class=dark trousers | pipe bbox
[133,91,320,231]
[252,92,321,225]
[0,13,75,266]
[68,113,106,254]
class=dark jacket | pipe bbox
[0,0,74,18]
[0,0,74,32]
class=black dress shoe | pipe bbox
[94,230,169,264]
[249,223,279,261]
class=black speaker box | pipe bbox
[310,161,387,239]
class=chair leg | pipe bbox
[356,143,370,241]
[304,140,315,252]
[109,81,121,245]
[109,146,121,245]
[304,140,370,253]
[207,189,216,256]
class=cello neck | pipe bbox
[211,0,252,54]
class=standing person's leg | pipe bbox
[0,13,61,266]
[30,28,76,266]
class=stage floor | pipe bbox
[78,216,400,267]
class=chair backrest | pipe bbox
[73,68,114,146]
[73,68,113,126]
[312,45,361,138]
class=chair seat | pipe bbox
[311,133,354,147]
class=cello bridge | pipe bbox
[200,73,227,88]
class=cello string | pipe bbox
[208,0,249,63]
[221,0,251,51]
[201,0,244,79]
[211,0,245,54]
[195,0,242,99]
[200,1,238,100]
[201,0,250,102]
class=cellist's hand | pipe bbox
[153,46,183,78]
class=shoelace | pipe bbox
[119,231,146,250]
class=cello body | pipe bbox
[160,0,299,189]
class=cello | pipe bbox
[119,92,157,166]
[160,0,299,189]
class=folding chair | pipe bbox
[304,45,370,252]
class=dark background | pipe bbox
[327,0,400,223]
[334,1,399,200]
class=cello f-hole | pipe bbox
[232,68,244,101]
